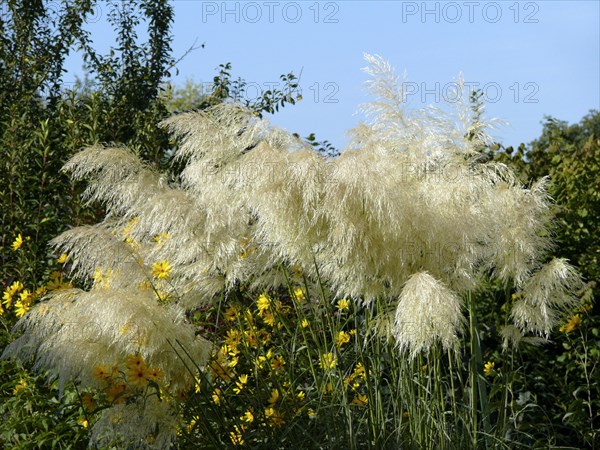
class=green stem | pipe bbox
[469,291,492,449]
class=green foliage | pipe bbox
[0,360,90,449]
[482,110,600,449]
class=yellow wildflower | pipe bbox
[19,289,33,305]
[353,362,367,380]
[12,234,23,251]
[257,293,271,315]
[241,410,254,423]
[307,408,317,419]
[2,291,13,310]
[225,305,239,322]
[14,299,30,317]
[78,418,89,428]
[8,280,24,295]
[126,354,146,371]
[13,378,27,395]
[211,388,222,405]
[92,365,112,381]
[152,261,172,279]
[127,365,148,388]
[336,298,350,312]
[234,374,249,394]
[293,287,306,302]
[296,391,306,401]
[560,314,582,333]
[146,367,164,382]
[263,311,276,327]
[57,253,68,264]
[483,361,495,376]
[335,330,351,348]
[264,407,285,426]
[271,355,285,372]
[352,394,369,406]
[319,352,337,370]
[229,425,245,445]
[268,388,280,405]
[224,329,241,347]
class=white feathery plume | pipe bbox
[510,258,584,336]
[2,54,584,442]
[393,272,465,357]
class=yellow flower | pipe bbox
[268,388,280,405]
[353,362,367,380]
[13,378,27,395]
[229,425,245,445]
[352,394,369,406]
[257,293,271,315]
[127,365,148,388]
[335,330,351,348]
[263,311,276,327]
[301,318,309,328]
[2,290,13,310]
[153,232,169,244]
[336,298,350,312]
[225,305,239,322]
[296,391,306,401]
[211,388,222,405]
[307,408,317,419]
[57,253,68,264]
[244,330,259,347]
[12,234,23,251]
[224,329,241,347]
[293,287,306,302]
[14,299,30,317]
[264,407,285,426]
[19,289,33,305]
[234,374,249,394]
[271,355,285,372]
[8,280,24,294]
[483,361,495,376]
[92,365,112,381]
[228,355,239,368]
[78,417,89,428]
[560,314,582,333]
[126,354,146,371]
[34,286,47,297]
[146,367,164,382]
[152,261,172,279]
[319,352,337,370]
[241,410,254,423]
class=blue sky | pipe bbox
[66,1,600,149]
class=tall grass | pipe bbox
[3,55,588,449]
